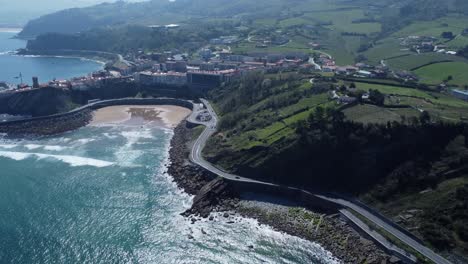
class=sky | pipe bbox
[0,0,147,26]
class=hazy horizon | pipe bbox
[0,0,148,26]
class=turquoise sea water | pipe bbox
[0,31,103,85]
[0,125,339,263]
[0,29,338,264]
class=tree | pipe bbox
[441,31,454,39]
[419,111,431,125]
[369,89,385,106]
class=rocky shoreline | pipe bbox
[0,109,92,136]
[168,122,396,264]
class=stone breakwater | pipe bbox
[0,109,93,136]
[167,123,393,264]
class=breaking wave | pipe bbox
[0,151,114,167]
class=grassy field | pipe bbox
[279,17,311,28]
[392,14,468,39]
[447,34,468,49]
[344,104,416,124]
[385,53,467,71]
[351,82,433,97]
[414,62,468,87]
[253,18,278,27]
[363,38,414,65]
[227,93,332,150]
[232,35,312,54]
[304,9,381,34]
[347,81,468,121]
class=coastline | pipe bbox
[13,53,108,67]
[167,122,394,264]
[16,49,117,65]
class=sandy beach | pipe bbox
[89,105,191,128]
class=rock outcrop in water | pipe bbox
[183,177,239,218]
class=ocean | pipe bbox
[0,125,339,263]
[0,31,103,85]
[0,30,338,264]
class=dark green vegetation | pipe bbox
[363,136,468,258]
[0,87,78,116]
[203,72,468,260]
[27,22,238,53]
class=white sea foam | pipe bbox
[0,144,17,149]
[24,144,42,150]
[0,51,14,55]
[103,133,118,139]
[121,129,154,140]
[43,145,67,151]
[72,138,95,145]
[0,151,30,160]
[114,129,155,166]
[0,151,114,167]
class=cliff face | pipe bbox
[0,81,143,118]
[0,87,74,117]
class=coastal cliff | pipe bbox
[167,122,394,264]
[0,87,76,117]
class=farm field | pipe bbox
[392,15,468,39]
[304,9,381,34]
[226,93,332,150]
[385,53,467,70]
[414,62,468,87]
[343,104,416,124]
[347,80,468,121]
[363,38,413,65]
[447,35,468,49]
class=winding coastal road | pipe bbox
[188,99,452,264]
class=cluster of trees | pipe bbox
[441,31,454,39]
[368,89,385,105]
[458,45,468,59]
[420,183,468,250]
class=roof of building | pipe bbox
[453,89,468,96]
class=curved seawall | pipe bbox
[0,98,194,135]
